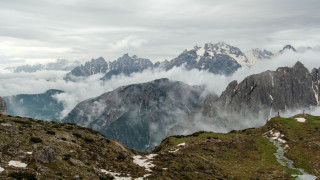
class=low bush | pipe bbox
[30,137,42,143]
[8,171,36,180]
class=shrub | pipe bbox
[83,137,94,143]
[65,126,73,130]
[13,120,31,125]
[73,132,82,138]
[52,125,61,129]
[46,130,56,135]
[117,153,126,160]
[30,137,42,143]
[61,137,67,141]
[8,171,36,180]
[63,154,72,160]
[99,175,115,180]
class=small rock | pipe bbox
[70,158,86,167]
[205,170,213,174]
[36,165,51,173]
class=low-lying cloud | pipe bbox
[1,50,320,120]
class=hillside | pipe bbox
[0,114,151,180]
[151,114,319,179]
[0,114,319,179]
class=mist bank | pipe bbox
[1,50,320,120]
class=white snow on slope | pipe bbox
[244,49,258,65]
[196,48,205,62]
[133,154,157,172]
[0,166,4,172]
[8,160,27,168]
[295,118,306,122]
[100,169,131,180]
[169,142,186,153]
[177,142,186,147]
[265,129,287,144]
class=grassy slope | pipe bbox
[149,114,320,179]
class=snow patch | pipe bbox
[26,152,32,155]
[265,129,287,143]
[168,149,179,153]
[169,142,186,153]
[312,82,319,105]
[196,48,205,62]
[133,154,157,172]
[0,166,4,172]
[269,94,274,101]
[8,160,27,168]
[0,123,13,127]
[295,118,306,122]
[100,169,131,180]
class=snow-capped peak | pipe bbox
[244,48,274,65]
[204,42,249,66]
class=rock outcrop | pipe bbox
[0,97,6,115]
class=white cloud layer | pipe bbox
[1,50,320,119]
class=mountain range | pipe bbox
[63,42,291,81]
[13,59,79,73]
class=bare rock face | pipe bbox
[0,97,6,115]
[205,61,320,127]
[169,61,320,135]
[33,146,60,163]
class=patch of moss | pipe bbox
[8,171,37,180]
[72,132,82,138]
[46,130,56,135]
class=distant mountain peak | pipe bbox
[279,44,296,53]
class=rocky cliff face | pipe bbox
[0,97,6,114]
[62,78,206,151]
[209,61,319,120]
[64,57,109,81]
[229,62,315,123]
[101,54,153,80]
[169,61,320,135]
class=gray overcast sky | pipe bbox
[0,0,319,63]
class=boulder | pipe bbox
[33,146,60,163]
